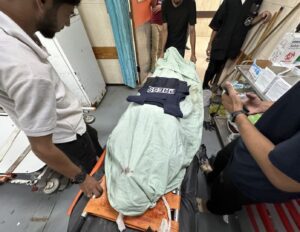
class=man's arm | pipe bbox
[189,24,197,63]
[206,1,225,58]
[28,135,103,197]
[159,0,168,58]
[206,30,217,57]
[188,0,197,63]
[251,10,272,25]
[222,82,300,192]
[159,22,168,58]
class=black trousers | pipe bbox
[206,140,254,215]
[177,48,185,58]
[202,58,227,89]
[55,125,103,173]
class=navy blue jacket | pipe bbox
[127,77,189,118]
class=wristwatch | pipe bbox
[230,110,247,123]
[72,171,87,184]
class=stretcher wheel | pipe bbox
[43,177,60,194]
[83,115,95,124]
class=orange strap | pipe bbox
[67,149,106,216]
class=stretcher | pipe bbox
[68,149,200,232]
[68,48,204,231]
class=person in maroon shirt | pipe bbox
[150,0,163,72]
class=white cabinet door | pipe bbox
[38,14,106,107]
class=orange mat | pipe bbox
[84,176,180,231]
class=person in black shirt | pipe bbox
[197,81,300,215]
[160,0,197,62]
[202,0,271,89]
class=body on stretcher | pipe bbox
[68,147,202,232]
[68,48,204,232]
[68,150,182,232]
[85,177,181,231]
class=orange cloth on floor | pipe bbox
[131,0,152,28]
[84,176,180,231]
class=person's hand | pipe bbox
[260,11,272,24]
[190,54,197,63]
[221,82,243,113]
[206,43,212,57]
[152,5,161,14]
[80,175,103,198]
[242,92,264,114]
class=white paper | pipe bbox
[255,67,277,93]
[270,33,300,64]
[265,78,291,101]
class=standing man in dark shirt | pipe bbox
[197,82,300,215]
[202,0,271,89]
[160,0,197,62]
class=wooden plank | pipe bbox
[129,11,216,19]
[92,47,118,59]
[129,10,216,19]
[197,11,216,18]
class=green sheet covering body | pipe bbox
[105,48,204,216]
